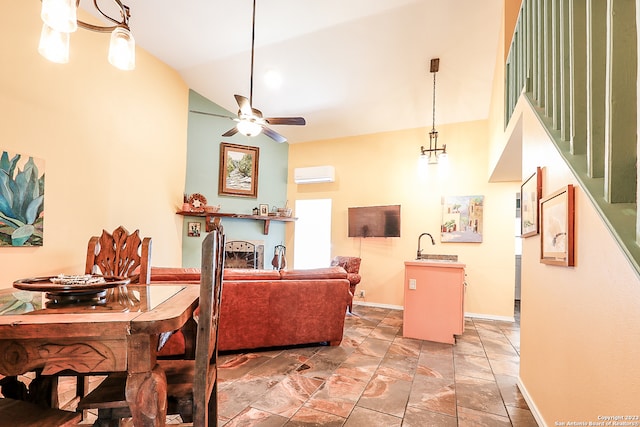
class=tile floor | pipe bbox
[212,303,536,426]
[55,303,537,426]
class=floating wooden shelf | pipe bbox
[177,211,296,235]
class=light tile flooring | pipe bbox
[26,303,537,426]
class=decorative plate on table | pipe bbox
[13,275,130,297]
[189,193,207,212]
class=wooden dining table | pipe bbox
[0,282,200,426]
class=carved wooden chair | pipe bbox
[0,397,81,426]
[86,225,152,284]
[330,256,362,313]
[77,223,225,426]
[44,226,153,412]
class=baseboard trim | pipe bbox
[352,301,403,311]
[517,376,546,427]
[353,303,517,321]
[464,312,515,322]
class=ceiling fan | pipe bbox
[190,0,306,143]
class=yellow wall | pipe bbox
[514,97,640,421]
[0,2,188,287]
[489,6,508,177]
[287,122,519,319]
[504,0,524,60]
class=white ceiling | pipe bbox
[86,0,504,143]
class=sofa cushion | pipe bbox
[279,266,347,280]
[223,268,281,280]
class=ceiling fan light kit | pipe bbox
[38,0,136,70]
[191,0,306,144]
[420,58,447,164]
[237,119,263,137]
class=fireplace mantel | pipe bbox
[177,211,296,235]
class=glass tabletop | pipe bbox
[0,285,186,316]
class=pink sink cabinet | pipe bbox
[403,260,466,344]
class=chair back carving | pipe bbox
[193,219,225,426]
[85,226,151,284]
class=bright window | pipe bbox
[293,199,332,269]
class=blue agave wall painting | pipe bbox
[0,151,45,246]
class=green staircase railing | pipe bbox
[505,0,640,272]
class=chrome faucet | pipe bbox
[417,232,435,259]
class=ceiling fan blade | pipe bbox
[261,126,287,143]
[190,110,235,120]
[222,126,239,137]
[251,107,264,119]
[265,117,306,126]
[234,95,253,116]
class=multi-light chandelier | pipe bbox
[38,0,135,70]
[420,58,447,164]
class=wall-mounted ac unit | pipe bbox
[294,166,335,184]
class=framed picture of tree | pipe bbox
[218,142,259,198]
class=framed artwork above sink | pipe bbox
[441,195,484,243]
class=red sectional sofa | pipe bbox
[150,266,351,353]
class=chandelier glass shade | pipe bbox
[38,0,135,70]
[38,24,70,63]
[41,0,77,33]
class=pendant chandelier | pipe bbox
[420,58,447,164]
[38,0,135,70]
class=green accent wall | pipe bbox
[182,90,290,268]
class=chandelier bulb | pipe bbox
[38,24,70,64]
[41,0,77,33]
[108,27,136,70]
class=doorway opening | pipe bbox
[293,199,332,269]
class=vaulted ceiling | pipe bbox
[88,0,504,143]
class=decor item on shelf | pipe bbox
[37,0,135,70]
[189,0,305,143]
[219,142,259,198]
[441,195,484,243]
[205,205,220,213]
[182,194,190,212]
[419,58,447,164]
[540,184,575,266]
[188,193,207,212]
[259,204,269,216]
[0,151,45,247]
[252,207,259,215]
[521,166,543,238]
[276,208,292,217]
[275,201,292,217]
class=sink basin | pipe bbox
[416,254,458,262]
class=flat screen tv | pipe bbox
[348,205,401,238]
